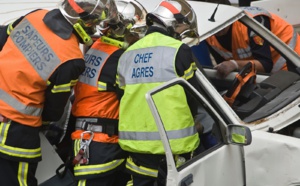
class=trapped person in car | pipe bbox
[116,0,202,185]
[198,0,300,78]
[70,0,148,185]
[0,0,118,185]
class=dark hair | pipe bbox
[195,0,231,5]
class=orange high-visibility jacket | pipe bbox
[0,9,83,127]
[72,40,120,143]
[207,7,300,73]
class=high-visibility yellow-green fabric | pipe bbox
[117,32,199,154]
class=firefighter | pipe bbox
[200,0,300,78]
[70,0,147,185]
[0,0,118,185]
[116,0,201,185]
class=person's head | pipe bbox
[59,0,119,45]
[101,0,147,47]
[146,0,199,46]
[215,25,230,36]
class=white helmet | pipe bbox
[59,0,119,35]
[146,0,199,46]
[101,0,147,39]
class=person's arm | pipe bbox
[100,49,124,91]
[115,54,125,101]
[215,15,273,78]
[230,15,273,73]
[175,44,202,116]
[42,59,85,122]
[0,16,24,51]
[0,10,40,51]
[248,15,273,73]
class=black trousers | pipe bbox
[72,138,130,186]
[77,170,130,186]
[127,153,166,186]
[0,157,38,186]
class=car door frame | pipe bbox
[145,77,248,186]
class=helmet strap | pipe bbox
[152,22,167,31]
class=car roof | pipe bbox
[188,1,244,41]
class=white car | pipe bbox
[2,1,300,186]
[144,1,300,186]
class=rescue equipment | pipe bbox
[75,118,118,136]
[73,131,94,165]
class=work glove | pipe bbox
[214,60,238,78]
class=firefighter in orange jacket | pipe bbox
[0,0,118,185]
[70,0,147,185]
[201,0,300,78]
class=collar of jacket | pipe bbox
[146,26,171,37]
[43,9,73,40]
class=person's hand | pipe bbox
[214,60,238,78]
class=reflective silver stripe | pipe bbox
[211,45,233,59]
[7,23,14,35]
[126,158,157,177]
[74,159,124,176]
[183,62,197,80]
[119,125,197,141]
[18,162,28,186]
[272,29,298,73]
[0,89,42,116]
[10,19,61,81]
[0,122,41,158]
[97,81,107,91]
[76,117,98,123]
[75,118,103,132]
[80,48,109,86]
[118,46,178,87]
[0,144,41,158]
[51,84,71,93]
[78,180,86,186]
[237,46,252,59]
[0,122,9,144]
[241,7,272,17]
[212,41,252,59]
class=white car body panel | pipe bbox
[245,130,300,186]
[37,133,64,185]
[145,77,246,186]
[176,145,245,185]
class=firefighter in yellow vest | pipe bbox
[201,0,300,78]
[70,0,147,185]
[116,0,201,185]
[0,0,118,185]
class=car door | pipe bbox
[145,77,250,186]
